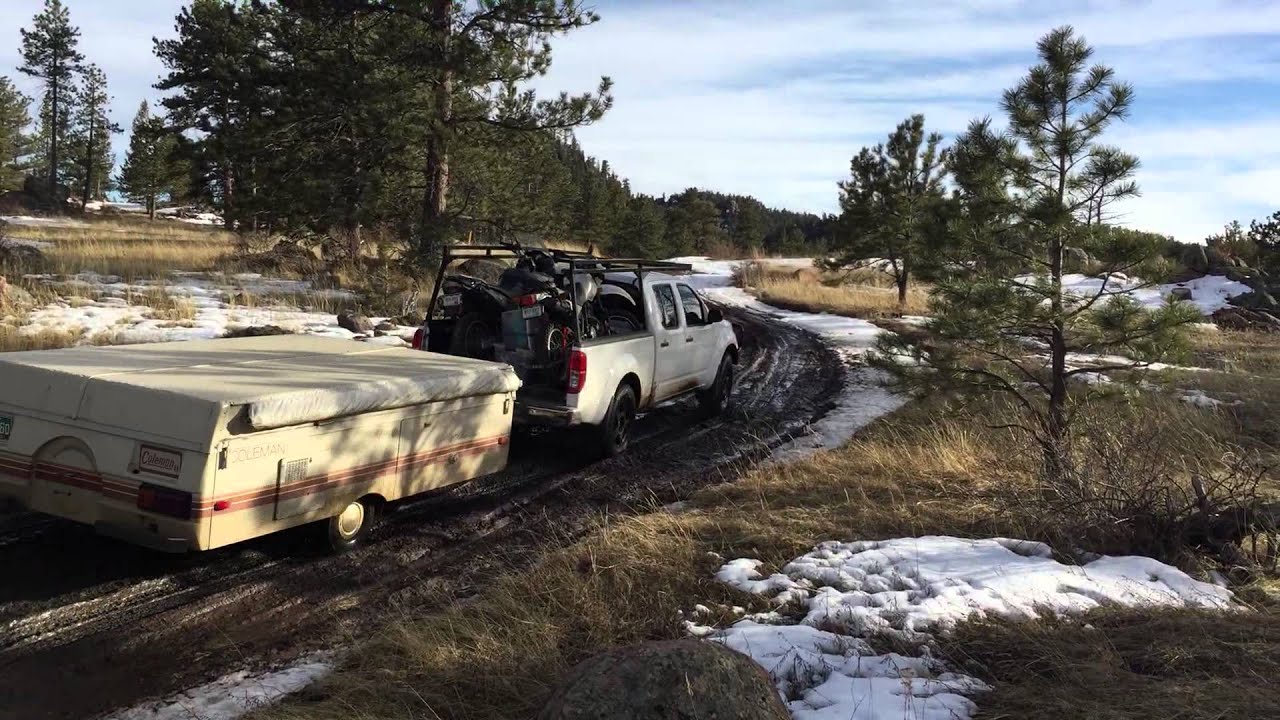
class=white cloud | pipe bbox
[2,0,1277,243]
[539,0,1280,242]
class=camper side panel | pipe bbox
[205,393,513,550]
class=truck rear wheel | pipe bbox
[599,383,637,457]
[698,353,734,418]
[325,498,375,553]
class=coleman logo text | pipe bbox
[139,445,183,477]
[229,443,287,464]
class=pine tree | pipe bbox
[0,77,34,191]
[664,192,726,256]
[836,114,950,307]
[119,101,183,219]
[19,0,84,203]
[352,0,614,263]
[67,64,120,205]
[610,196,667,258]
[875,26,1200,488]
[156,0,274,229]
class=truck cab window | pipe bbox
[655,284,681,329]
[677,284,705,326]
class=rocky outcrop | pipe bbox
[538,640,788,720]
[1182,244,1210,274]
[1212,306,1280,333]
[223,325,293,338]
[337,312,375,334]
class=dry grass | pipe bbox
[756,277,930,319]
[0,326,82,352]
[942,605,1280,719]
[4,217,237,278]
[733,260,930,318]
[260,379,1278,720]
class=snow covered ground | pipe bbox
[691,536,1233,720]
[10,271,411,347]
[1,214,89,228]
[104,653,333,720]
[673,257,906,460]
[1037,272,1252,315]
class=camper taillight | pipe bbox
[137,484,194,520]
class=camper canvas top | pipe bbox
[0,336,521,447]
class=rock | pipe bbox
[1212,307,1280,333]
[1183,244,1210,274]
[1224,266,1262,285]
[223,325,293,338]
[538,639,788,720]
[1064,246,1093,271]
[1168,287,1194,302]
[455,258,507,285]
[392,312,424,327]
[1234,289,1279,311]
[791,267,821,284]
[374,321,398,332]
[337,311,375,334]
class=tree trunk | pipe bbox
[222,167,235,231]
[147,195,155,221]
[81,116,95,213]
[896,257,910,308]
[49,77,59,204]
[418,0,454,264]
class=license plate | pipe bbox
[441,293,462,307]
[0,415,11,442]
[521,305,544,319]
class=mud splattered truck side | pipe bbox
[0,336,519,552]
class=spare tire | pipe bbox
[448,311,496,359]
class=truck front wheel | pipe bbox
[599,383,637,457]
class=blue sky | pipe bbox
[3,0,1279,242]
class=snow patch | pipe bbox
[103,653,332,720]
[0,215,88,228]
[1030,273,1254,316]
[696,536,1232,720]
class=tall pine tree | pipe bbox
[19,0,83,203]
[67,64,120,205]
[876,26,1199,489]
[0,77,34,191]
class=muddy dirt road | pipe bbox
[0,307,844,720]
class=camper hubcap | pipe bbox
[336,501,365,538]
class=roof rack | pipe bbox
[428,244,695,335]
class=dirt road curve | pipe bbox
[0,307,844,720]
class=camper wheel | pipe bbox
[325,497,377,553]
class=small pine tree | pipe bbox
[0,77,35,191]
[19,0,84,202]
[875,26,1201,489]
[118,101,183,219]
[836,114,950,308]
[610,196,667,258]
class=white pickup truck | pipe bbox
[416,248,739,456]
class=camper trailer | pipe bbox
[0,336,520,552]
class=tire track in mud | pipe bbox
[0,307,845,720]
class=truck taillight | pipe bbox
[411,327,425,350]
[137,484,193,520]
[566,349,587,394]
[516,293,540,307]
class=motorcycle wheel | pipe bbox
[449,311,496,360]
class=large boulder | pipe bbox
[539,639,788,720]
[455,258,507,285]
[1183,244,1210,274]
[1064,246,1093,272]
[0,240,47,270]
[1212,307,1280,333]
[337,311,375,334]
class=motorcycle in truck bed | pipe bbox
[413,244,740,456]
